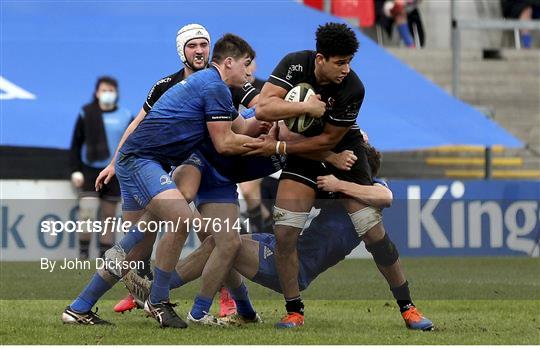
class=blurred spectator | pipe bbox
[69,76,132,259]
[501,0,540,48]
[376,0,425,48]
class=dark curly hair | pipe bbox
[362,142,382,177]
[316,22,359,59]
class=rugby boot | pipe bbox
[221,312,262,326]
[122,269,151,308]
[113,294,137,313]
[187,311,229,327]
[402,305,434,331]
[275,312,304,328]
[218,287,237,317]
[61,306,113,326]
[144,298,187,329]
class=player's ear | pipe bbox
[224,56,233,69]
[315,53,326,65]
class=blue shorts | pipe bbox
[182,151,239,207]
[115,152,177,211]
[251,233,309,293]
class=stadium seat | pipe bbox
[331,0,375,28]
[303,0,324,11]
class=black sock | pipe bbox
[247,205,263,232]
[285,296,304,315]
[98,242,113,259]
[390,281,414,313]
[79,240,90,259]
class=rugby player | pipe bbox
[62,33,260,329]
[244,22,424,329]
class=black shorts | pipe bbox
[80,164,121,201]
[280,129,373,191]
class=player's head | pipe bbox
[176,24,211,71]
[211,33,256,87]
[93,76,118,107]
[315,22,359,84]
[363,142,382,177]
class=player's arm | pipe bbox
[205,82,265,153]
[231,108,272,137]
[256,53,326,121]
[277,121,356,170]
[317,175,393,208]
[207,121,261,156]
[246,94,259,108]
[244,121,348,157]
[256,82,325,121]
[247,77,364,158]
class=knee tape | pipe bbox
[273,206,311,229]
[78,196,99,221]
[365,234,399,266]
[348,206,382,237]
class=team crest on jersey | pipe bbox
[159,175,172,186]
[263,246,273,259]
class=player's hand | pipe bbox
[243,135,275,157]
[95,163,115,191]
[255,120,273,135]
[317,175,341,192]
[244,118,273,137]
[70,171,84,188]
[278,120,305,141]
[305,94,326,119]
[326,150,357,171]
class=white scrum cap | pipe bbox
[176,23,211,65]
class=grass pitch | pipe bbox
[1,257,539,345]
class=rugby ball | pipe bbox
[284,83,319,135]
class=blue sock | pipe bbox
[521,33,532,48]
[70,273,112,313]
[229,283,256,319]
[190,294,213,320]
[169,271,185,289]
[397,23,414,47]
[150,267,172,304]
[118,228,145,253]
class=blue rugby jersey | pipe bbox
[121,66,238,166]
